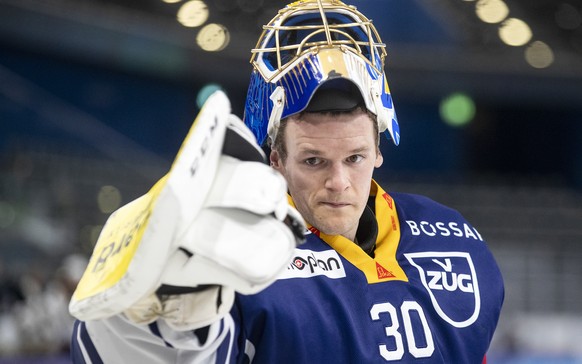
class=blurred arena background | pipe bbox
[1,0,582,362]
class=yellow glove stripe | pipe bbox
[72,175,167,301]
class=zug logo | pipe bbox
[426,259,474,293]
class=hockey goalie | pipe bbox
[70,1,503,363]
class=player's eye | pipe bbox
[304,157,322,166]
[347,155,364,163]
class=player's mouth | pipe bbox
[320,202,351,208]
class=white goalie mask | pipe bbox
[243,0,400,147]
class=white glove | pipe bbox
[159,155,304,294]
[123,286,235,331]
[69,91,305,323]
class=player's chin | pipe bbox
[314,213,358,236]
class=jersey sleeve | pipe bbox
[71,314,236,363]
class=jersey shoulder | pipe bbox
[389,191,466,221]
[388,191,490,246]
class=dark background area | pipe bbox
[1,0,582,186]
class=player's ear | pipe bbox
[270,149,283,171]
[374,149,383,168]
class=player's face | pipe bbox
[270,109,383,242]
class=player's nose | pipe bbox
[324,163,350,192]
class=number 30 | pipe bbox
[370,301,435,361]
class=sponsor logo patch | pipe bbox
[405,220,483,241]
[375,262,395,279]
[279,249,346,280]
[404,251,481,328]
[382,193,393,209]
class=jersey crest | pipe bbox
[404,251,481,328]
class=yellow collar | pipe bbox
[289,180,408,283]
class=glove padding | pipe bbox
[124,286,235,331]
[159,155,304,294]
[69,91,305,322]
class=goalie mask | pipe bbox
[243,0,400,147]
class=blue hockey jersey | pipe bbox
[72,181,504,363]
[220,182,504,363]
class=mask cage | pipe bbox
[250,1,387,81]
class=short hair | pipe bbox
[270,107,380,163]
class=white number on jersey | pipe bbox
[370,300,435,361]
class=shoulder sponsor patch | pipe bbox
[405,220,483,241]
[404,252,481,328]
[278,249,346,280]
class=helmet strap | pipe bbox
[267,86,286,143]
[370,82,389,133]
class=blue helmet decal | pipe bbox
[244,71,276,146]
[390,116,400,146]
